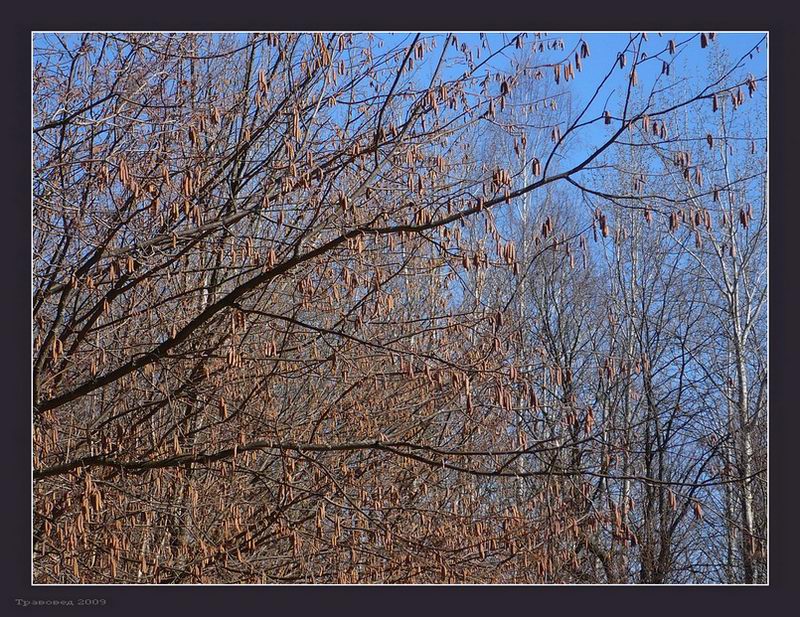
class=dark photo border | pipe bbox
[4,1,798,615]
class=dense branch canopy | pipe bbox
[33,31,767,584]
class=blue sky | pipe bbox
[386,31,766,155]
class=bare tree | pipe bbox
[33,31,767,584]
